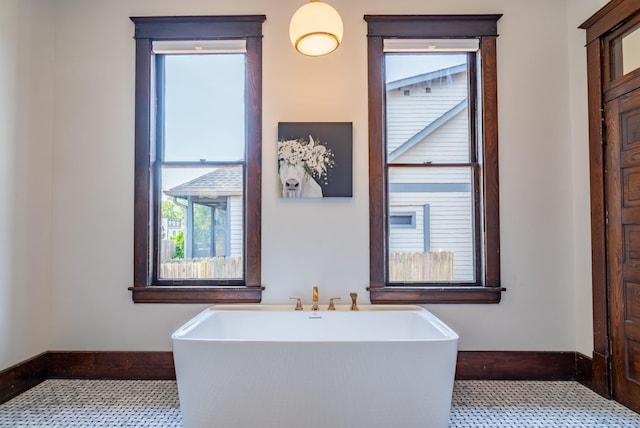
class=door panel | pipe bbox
[626,282,640,323]
[623,167,640,206]
[622,110,640,145]
[607,87,640,412]
[624,226,640,263]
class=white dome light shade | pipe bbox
[289,1,343,56]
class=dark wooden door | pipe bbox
[606,87,640,412]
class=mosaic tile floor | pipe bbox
[1,379,640,427]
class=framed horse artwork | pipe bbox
[277,122,353,198]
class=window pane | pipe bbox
[159,166,243,280]
[385,53,469,164]
[387,167,474,282]
[611,23,640,80]
[163,54,246,162]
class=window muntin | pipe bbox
[130,16,264,303]
[365,14,501,303]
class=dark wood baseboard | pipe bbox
[591,350,610,398]
[0,352,48,404]
[0,351,175,404]
[456,351,580,380]
[0,350,594,404]
[48,351,175,380]
[576,352,594,387]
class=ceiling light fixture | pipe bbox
[289,0,343,57]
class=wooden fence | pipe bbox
[160,256,243,279]
[160,251,451,281]
[389,251,454,281]
[161,240,176,261]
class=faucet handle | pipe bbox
[289,297,303,311]
[327,297,341,311]
[350,292,359,311]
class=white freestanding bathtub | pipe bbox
[172,304,459,428]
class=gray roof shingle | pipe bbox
[164,167,242,198]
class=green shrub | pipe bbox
[171,231,184,259]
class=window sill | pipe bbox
[368,285,504,304]
[129,286,263,304]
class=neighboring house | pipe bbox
[386,63,473,280]
[161,218,182,239]
[163,167,243,259]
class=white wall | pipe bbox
[0,0,608,369]
[0,0,54,369]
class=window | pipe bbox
[610,22,640,80]
[389,212,416,228]
[365,15,502,303]
[129,16,265,303]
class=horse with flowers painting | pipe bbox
[277,136,334,198]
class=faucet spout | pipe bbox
[312,286,319,311]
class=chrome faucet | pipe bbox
[312,286,319,311]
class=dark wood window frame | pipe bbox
[365,15,503,304]
[129,16,265,303]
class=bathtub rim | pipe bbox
[171,304,459,343]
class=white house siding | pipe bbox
[388,168,474,281]
[386,71,468,155]
[229,195,243,257]
[388,207,424,252]
[391,108,469,164]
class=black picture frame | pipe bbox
[277,122,353,198]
